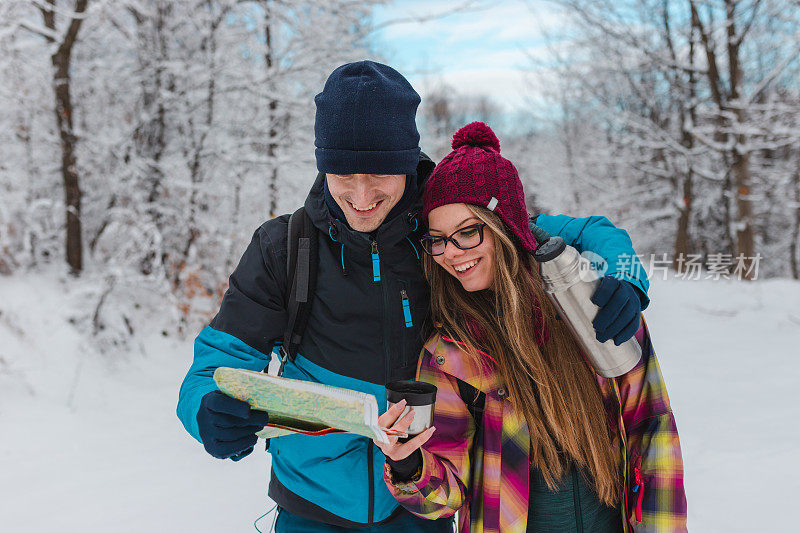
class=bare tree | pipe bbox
[20,0,91,275]
[536,0,800,277]
[791,152,800,279]
[262,0,280,218]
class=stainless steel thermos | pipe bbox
[385,380,437,439]
[533,235,642,378]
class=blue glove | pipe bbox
[590,277,641,345]
[197,390,269,460]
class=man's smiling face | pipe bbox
[326,173,406,232]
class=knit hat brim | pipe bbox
[316,146,421,175]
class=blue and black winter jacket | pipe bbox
[177,157,650,527]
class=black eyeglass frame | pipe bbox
[419,222,488,256]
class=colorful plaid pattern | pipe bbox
[384,317,687,533]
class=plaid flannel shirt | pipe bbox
[384,317,687,533]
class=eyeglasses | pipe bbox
[420,223,487,256]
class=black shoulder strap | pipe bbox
[457,379,485,494]
[278,206,318,376]
[457,379,485,427]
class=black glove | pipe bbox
[590,277,642,345]
[196,390,269,460]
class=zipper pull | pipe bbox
[632,462,644,523]
[400,289,413,328]
[371,241,381,282]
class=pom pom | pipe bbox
[451,122,501,152]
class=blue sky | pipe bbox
[371,0,566,112]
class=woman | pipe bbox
[374,122,687,532]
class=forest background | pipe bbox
[1,0,799,342]
[0,1,799,531]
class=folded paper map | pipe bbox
[213,367,390,444]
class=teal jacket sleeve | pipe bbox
[177,327,276,443]
[176,221,288,442]
[533,214,650,309]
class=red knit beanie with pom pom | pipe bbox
[422,122,537,253]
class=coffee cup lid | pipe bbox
[385,380,437,406]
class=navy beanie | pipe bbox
[315,61,421,175]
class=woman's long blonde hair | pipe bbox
[423,205,619,506]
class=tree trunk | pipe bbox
[172,3,224,289]
[721,161,735,257]
[264,0,280,218]
[41,0,89,276]
[673,16,697,273]
[674,174,693,271]
[731,147,755,278]
[791,165,800,280]
[691,0,755,274]
[726,0,756,279]
[130,2,171,276]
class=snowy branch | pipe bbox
[31,0,89,20]
[16,19,59,41]
[371,0,493,32]
[746,41,800,105]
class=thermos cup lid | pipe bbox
[533,236,566,263]
[385,380,437,406]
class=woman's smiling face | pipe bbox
[427,203,496,292]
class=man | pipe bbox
[177,61,649,532]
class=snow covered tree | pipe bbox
[0,0,383,341]
[8,0,91,275]
[533,0,800,278]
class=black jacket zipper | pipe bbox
[371,238,393,524]
[367,439,375,524]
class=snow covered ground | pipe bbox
[1,271,798,532]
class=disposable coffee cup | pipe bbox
[385,380,437,442]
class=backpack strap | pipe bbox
[457,379,485,428]
[278,206,319,376]
[457,379,485,497]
